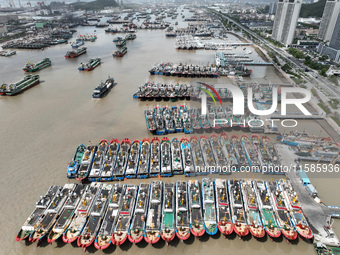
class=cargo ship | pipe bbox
[65,47,87,58]
[78,58,101,71]
[23,58,51,72]
[113,47,127,57]
[4,74,40,96]
[92,77,115,98]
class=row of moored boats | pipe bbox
[66,133,280,181]
[16,178,313,250]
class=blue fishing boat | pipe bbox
[67,144,86,178]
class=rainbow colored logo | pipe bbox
[197,82,223,106]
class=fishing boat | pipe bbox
[116,39,127,47]
[76,145,98,181]
[163,106,175,134]
[209,134,229,175]
[199,135,216,174]
[0,50,16,56]
[181,105,193,134]
[16,185,61,241]
[171,138,183,175]
[145,109,157,133]
[188,180,205,237]
[172,106,183,132]
[47,184,88,244]
[154,106,165,135]
[125,140,141,178]
[113,138,131,180]
[125,33,136,40]
[29,183,76,244]
[261,136,280,166]
[149,137,161,177]
[201,178,218,235]
[77,184,111,250]
[100,138,120,181]
[181,137,195,176]
[113,47,127,57]
[78,58,101,71]
[112,184,138,245]
[63,182,102,243]
[190,136,205,175]
[176,181,190,240]
[23,58,51,72]
[137,138,151,178]
[92,77,115,98]
[241,135,261,168]
[215,179,233,236]
[67,144,86,178]
[231,135,248,167]
[71,41,84,48]
[88,140,109,182]
[94,184,125,250]
[241,180,265,239]
[228,179,249,237]
[198,112,211,130]
[267,181,297,241]
[65,47,87,58]
[128,183,150,243]
[113,37,123,42]
[219,133,239,170]
[4,74,40,96]
[159,183,176,245]
[160,137,172,177]
[145,181,163,244]
[254,180,281,239]
[279,180,313,239]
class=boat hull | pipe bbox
[144,232,160,244]
[217,222,234,235]
[233,224,249,237]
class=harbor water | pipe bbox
[0,22,334,254]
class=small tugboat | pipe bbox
[161,182,176,244]
[241,180,265,239]
[137,138,151,178]
[47,184,88,244]
[215,179,233,236]
[145,181,163,244]
[92,77,115,98]
[16,186,60,241]
[76,145,97,181]
[228,179,249,237]
[112,184,138,246]
[63,182,102,243]
[113,46,127,57]
[199,135,216,174]
[4,74,40,96]
[67,144,86,178]
[175,181,191,240]
[149,137,161,177]
[145,109,157,133]
[188,180,205,237]
[78,58,101,71]
[23,58,51,72]
[77,184,111,251]
[65,47,87,58]
[94,184,125,250]
[267,181,297,241]
[190,136,205,175]
[128,183,150,243]
[201,178,218,235]
[181,137,195,176]
[171,138,183,175]
[88,140,109,182]
[160,137,172,177]
[125,140,140,178]
[100,138,120,181]
[112,138,131,180]
[254,180,281,239]
[29,183,76,244]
